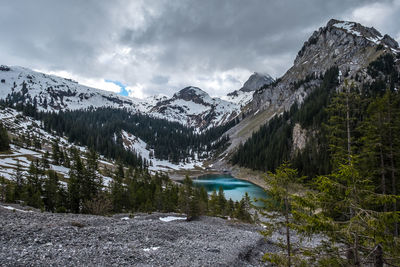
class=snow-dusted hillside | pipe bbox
[0,66,146,112]
[120,130,203,171]
[0,107,115,186]
[150,87,242,129]
[0,107,207,189]
[223,72,274,107]
[0,66,262,130]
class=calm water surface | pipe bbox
[192,174,267,205]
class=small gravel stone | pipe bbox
[0,204,276,266]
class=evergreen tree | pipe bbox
[52,139,61,165]
[111,162,125,213]
[68,149,85,213]
[43,170,60,212]
[23,160,44,209]
[208,188,219,216]
[260,163,303,267]
[0,122,10,151]
[295,161,400,266]
[13,159,25,201]
[217,186,226,215]
[82,149,101,204]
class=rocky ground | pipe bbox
[0,203,275,266]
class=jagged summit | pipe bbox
[240,72,274,92]
[173,86,210,103]
[222,18,400,157]
[290,18,399,84]
[224,72,274,106]
[327,19,398,49]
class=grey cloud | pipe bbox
[0,0,397,97]
[151,75,170,84]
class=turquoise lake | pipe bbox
[192,174,267,205]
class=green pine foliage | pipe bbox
[0,100,236,168]
[231,66,339,176]
[0,122,10,152]
[255,53,400,265]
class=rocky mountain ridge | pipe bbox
[252,18,399,113]
[219,18,400,160]
[0,66,266,130]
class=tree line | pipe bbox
[256,53,400,266]
[0,143,252,223]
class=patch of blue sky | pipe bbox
[105,79,129,96]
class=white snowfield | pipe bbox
[222,90,254,106]
[159,216,187,222]
[121,130,203,171]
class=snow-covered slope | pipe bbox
[0,66,145,112]
[150,87,241,129]
[120,130,202,171]
[223,72,274,107]
[0,107,114,186]
[0,65,271,130]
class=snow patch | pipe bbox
[0,205,32,213]
[159,216,187,222]
[143,247,160,252]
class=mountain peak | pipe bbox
[173,86,210,101]
[240,72,274,92]
[326,19,398,49]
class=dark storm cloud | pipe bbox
[119,0,386,74]
[0,0,398,97]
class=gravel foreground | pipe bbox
[0,204,275,266]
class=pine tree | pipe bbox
[43,170,60,212]
[24,160,44,209]
[0,122,10,151]
[82,149,100,204]
[68,149,85,213]
[13,159,25,201]
[111,162,125,213]
[260,163,302,267]
[208,188,219,216]
[217,186,226,215]
[52,139,61,165]
[295,161,400,265]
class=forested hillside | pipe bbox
[0,98,235,168]
[231,53,400,178]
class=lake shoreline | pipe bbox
[168,168,268,191]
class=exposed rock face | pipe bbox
[251,19,400,113]
[240,72,274,92]
[292,123,307,155]
[224,72,274,110]
[221,19,400,158]
[172,86,212,106]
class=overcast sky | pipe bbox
[0,0,399,99]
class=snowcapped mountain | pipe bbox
[0,65,268,130]
[218,18,400,160]
[0,65,145,112]
[223,72,274,107]
[150,86,240,129]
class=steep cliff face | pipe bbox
[221,19,400,158]
[251,19,399,113]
